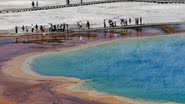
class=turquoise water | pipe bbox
[31,35,185,103]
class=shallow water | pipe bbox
[31,35,185,103]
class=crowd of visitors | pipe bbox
[14,23,71,33]
[104,17,143,28]
[14,18,143,33]
[15,24,46,33]
[48,23,69,32]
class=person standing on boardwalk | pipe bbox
[135,18,139,25]
[120,18,124,26]
[140,17,142,25]
[104,19,106,28]
[86,21,90,29]
[15,26,18,33]
[36,1,38,7]
[31,24,34,32]
[66,0,70,5]
[32,1,35,8]
[80,0,83,5]
[35,24,38,32]
[53,25,56,31]
[135,18,137,25]
[63,23,66,32]
[108,20,114,27]
[22,25,25,32]
[25,26,29,32]
[125,19,128,26]
[49,23,53,32]
[40,25,44,32]
[113,18,117,27]
[129,18,132,25]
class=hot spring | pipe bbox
[29,34,185,103]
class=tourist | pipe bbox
[140,17,142,25]
[40,25,44,32]
[15,26,18,33]
[125,19,128,26]
[114,21,116,27]
[104,19,106,28]
[36,1,38,7]
[124,19,126,25]
[113,18,117,27]
[31,24,34,32]
[49,23,53,32]
[135,18,137,25]
[35,24,38,32]
[66,0,70,5]
[86,21,90,29]
[22,25,25,32]
[59,24,63,32]
[63,23,66,32]
[129,18,132,25]
[26,26,29,32]
[120,18,124,26]
[80,22,82,29]
[56,24,60,32]
[53,25,56,31]
[48,24,51,32]
[66,24,68,33]
[135,17,139,25]
[108,20,114,27]
[32,1,35,8]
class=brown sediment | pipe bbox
[0,33,181,104]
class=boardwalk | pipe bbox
[0,0,128,14]
[0,22,184,43]
[0,0,184,14]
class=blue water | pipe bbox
[31,35,185,103]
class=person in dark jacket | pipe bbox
[15,26,18,33]
[66,0,70,5]
[140,17,142,25]
[129,18,132,25]
[22,25,25,32]
[86,21,90,29]
[32,1,35,8]
[35,24,38,31]
[104,19,106,28]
